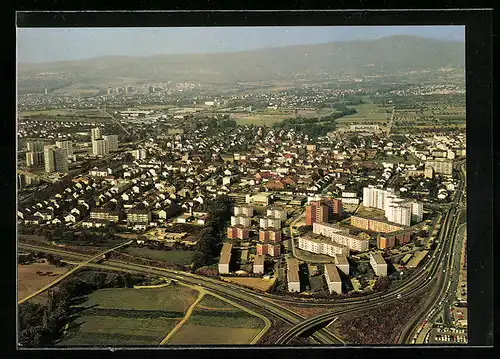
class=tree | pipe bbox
[372,276,392,292]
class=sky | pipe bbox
[17,26,465,63]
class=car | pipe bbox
[397,294,402,299]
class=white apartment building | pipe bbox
[44,145,68,173]
[91,127,102,141]
[234,205,254,217]
[324,263,342,294]
[286,257,300,292]
[335,254,350,276]
[102,135,119,152]
[92,139,110,156]
[266,207,287,221]
[425,159,453,175]
[26,140,45,152]
[230,215,251,227]
[259,217,281,229]
[26,151,44,167]
[55,140,74,157]
[370,252,388,276]
[253,254,265,274]
[132,148,147,160]
[364,186,423,225]
[312,222,369,252]
[298,236,349,257]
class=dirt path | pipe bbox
[159,290,206,345]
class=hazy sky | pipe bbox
[17,26,464,63]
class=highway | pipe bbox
[17,243,339,344]
[18,240,133,304]
[277,159,466,344]
[398,160,466,343]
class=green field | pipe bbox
[19,109,70,117]
[78,286,198,312]
[336,103,391,123]
[59,316,180,346]
[167,296,265,345]
[196,295,236,310]
[120,247,194,266]
[56,285,200,346]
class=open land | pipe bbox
[119,247,194,266]
[18,262,70,302]
[167,295,265,345]
[57,285,199,346]
[220,276,276,292]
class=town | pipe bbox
[17,28,468,347]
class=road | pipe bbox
[17,240,133,304]
[398,159,466,344]
[17,243,339,344]
[277,159,466,344]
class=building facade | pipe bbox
[102,135,119,152]
[259,229,282,242]
[298,236,349,257]
[286,257,300,292]
[227,226,250,240]
[305,201,328,225]
[324,263,342,294]
[370,252,388,276]
[44,145,68,173]
[218,243,232,274]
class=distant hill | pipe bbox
[18,35,465,87]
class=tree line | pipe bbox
[18,270,149,347]
[192,195,231,269]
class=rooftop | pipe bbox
[370,252,387,265]
[324,263,341,283]
[286,257,299,283]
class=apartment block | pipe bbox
[227,226,249,240]
[266,207,287,221]
[350,215,407,234]
[370,252,388,276]
[259,228,282,242]
[253,254,265,274]
[218,243,233,274]
[335,254,350,276]
[230,215,251,227]
[286,257,300,292]
[306,201,328,225]
[26,151,44,167]
[44,145,68,173]
[324,263,342,294]
[102,135,119,152]
[234,205,254,217]
[298,236,349,257]
[425,159,453,175]
[256,243,281,257]
[259,217,281,229]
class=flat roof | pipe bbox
[370,252,387,265]
[254,254,265,266]
[335,255,349,266]
[219,243,233,265]
[286,257,300,283]
[324,263,341,283]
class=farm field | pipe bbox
[18,109,70,117]
[336,103,392,123]
[56,285,199,346]
[80,286,199,312]
[220,276,276,292]
[59,315,180,346]
[167,294,265,345]
[120,247,194,266]
[18,262,70,302]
